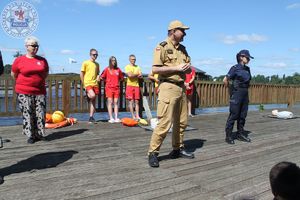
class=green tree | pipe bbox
[292,73,300,84]
[4,64,12,74]
[13,51,23,58]
[285,76,293,84]
[270,75,281,84]
[252,74,269,84]
[213,75,225,82]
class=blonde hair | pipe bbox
[24,36,39,45]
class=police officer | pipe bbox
[148,20,194,168]
[223,49,253,144]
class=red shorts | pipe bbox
[186,85,194,96]
[86,86,99,95]
[126,86,140,100]
[105,87,120,98]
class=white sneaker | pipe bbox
[114,118,121,123]
[108,119,115,123]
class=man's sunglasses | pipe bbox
[176,28,186,33]
[91,54,98,56]
[28,44,39,48]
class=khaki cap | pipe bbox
[168,20,189,31]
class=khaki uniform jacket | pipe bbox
[153,37,191,83]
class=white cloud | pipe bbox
[219,34,268,44]
[60,49,76,55]
[192,58,234,76]
[289,48,300,52]
[80,0,119,6]
[194,58,231,66]
[261,62,288,69]
[286,3,300,10]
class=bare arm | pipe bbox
[11,71,16,80]
[80,71,85,86]
[189,74,195,84]
[127,71,142,78]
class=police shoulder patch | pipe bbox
[159,41,167,47]
[167,49,173,54]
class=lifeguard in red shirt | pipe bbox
[185,66,196,117]
[100,56,124,123]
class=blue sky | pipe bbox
[1,0,300,77]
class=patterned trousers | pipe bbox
[17,94,46,138]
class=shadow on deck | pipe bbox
[0,108,300,200]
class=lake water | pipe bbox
[0,104,289,126]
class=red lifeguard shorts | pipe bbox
[126,86,140,100]
[105,87,120,98]
[186,85,194,96]
[86,86,99,95]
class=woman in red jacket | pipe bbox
[11,36,49,144]
[185,66,196,117]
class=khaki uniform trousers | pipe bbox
[148,82,188,154]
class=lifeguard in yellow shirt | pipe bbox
[125,54,143,120]
[80,48,100,123]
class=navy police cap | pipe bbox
[238,49,254,59]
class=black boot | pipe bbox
[237,132,251,142]
[225,131,235,144]
[169,148,195,159]
[148,152,159,168]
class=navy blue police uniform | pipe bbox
[225,50,253,144]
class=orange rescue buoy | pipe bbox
[121,118,138,127]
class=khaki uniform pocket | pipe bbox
[157,97,170,118]
[166,54,177,63]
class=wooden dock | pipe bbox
[0,108,300,200]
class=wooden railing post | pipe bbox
[191,82,196,115]
[62,79,70,116]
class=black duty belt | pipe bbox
[238,84,249,88]
[160,79,184,86]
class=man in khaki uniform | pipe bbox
[148,20,195,168]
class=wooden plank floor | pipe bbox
[0,108,300,200]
